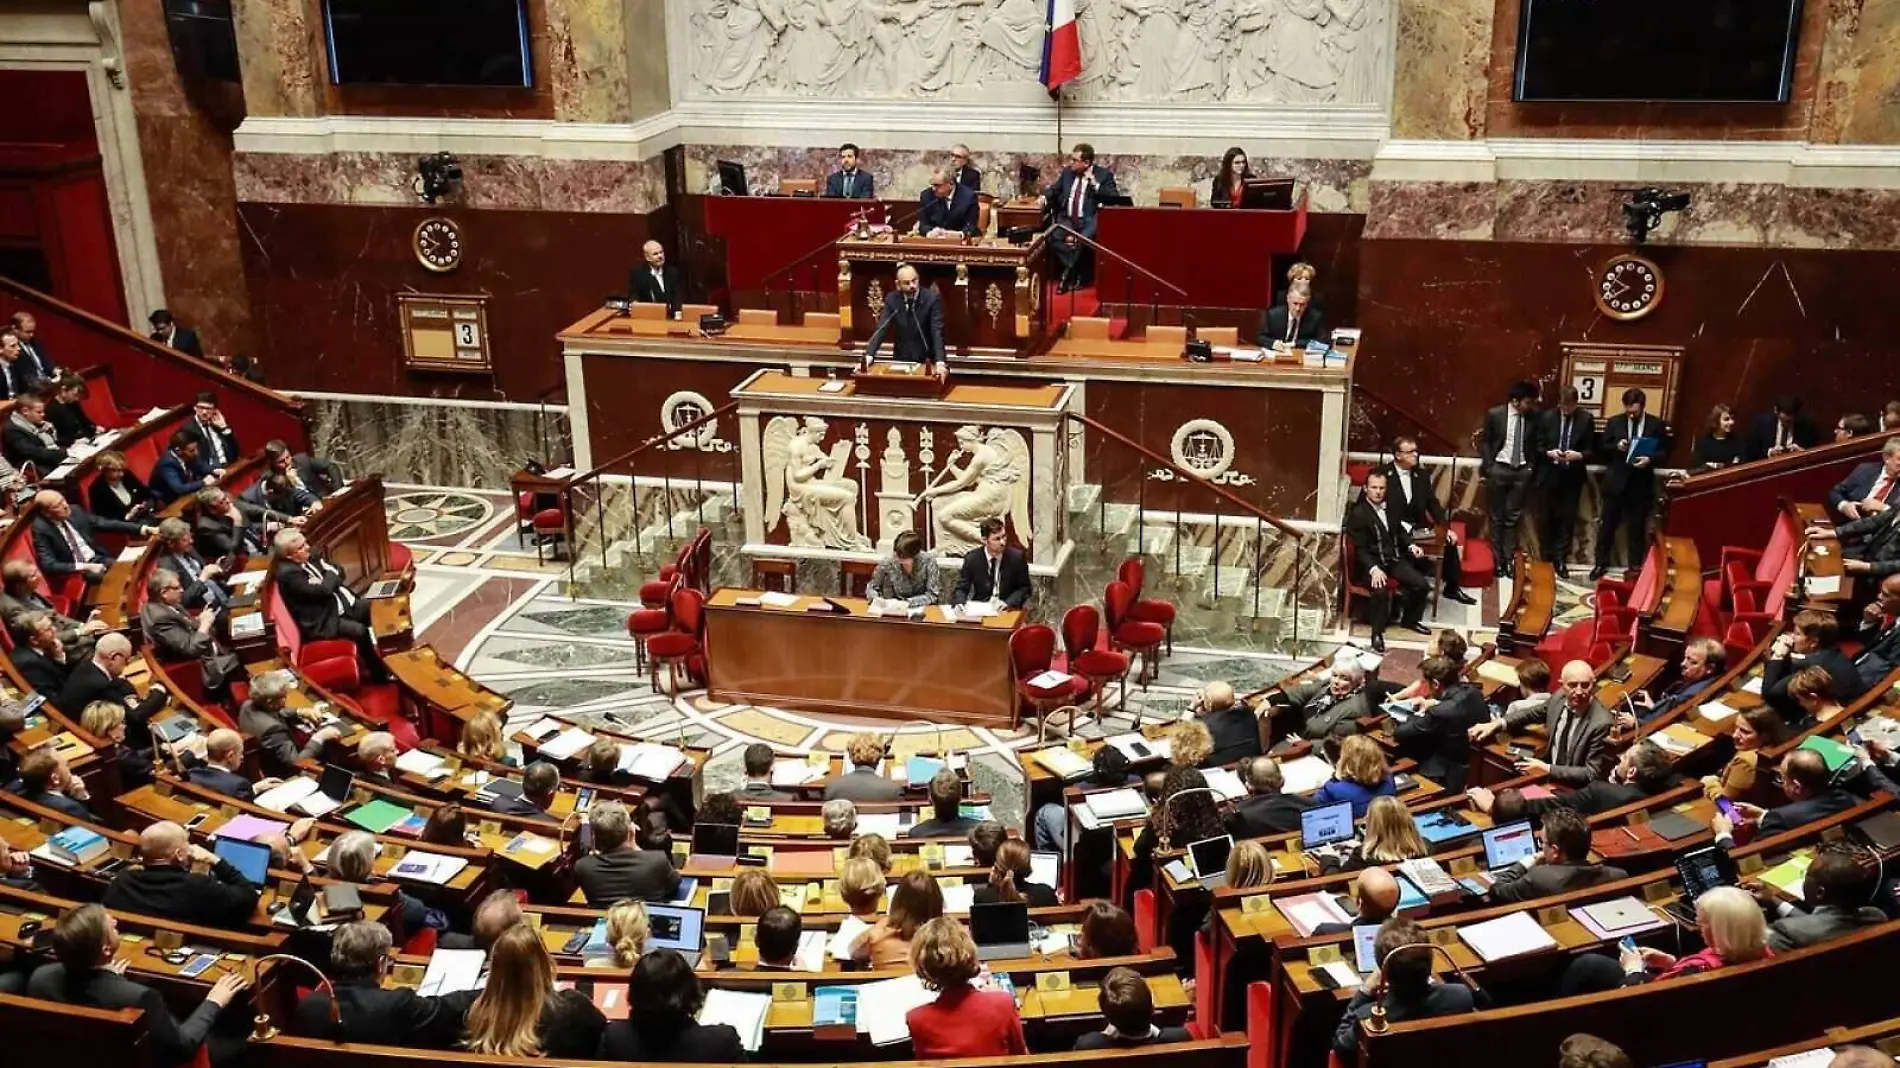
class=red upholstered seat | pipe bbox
[1450,520,1495,588]
[1010,624,1090,727]
[387,541,413,574]
[628,576,681,671]
[1118,558,1176,657]
[1062,604,1128,715]
[1106,581,1166,648]
[645,632,697,659]
[649,588,705,693]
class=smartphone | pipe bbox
[560,930,590,954]
[184,812,210,830]
[17,920,41,939]
[179,954,219,978]
[1715,797,1738,820]
[575,788,596,812]
[1618,936,1639,954]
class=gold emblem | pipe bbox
[955,262,969,287]
[985,283,1004,329]
[867,279,885,314]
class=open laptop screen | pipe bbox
[970,901,1029,948]
[646,905,706,953]
[1301,801,1355,850]
[1482,821,1538,870]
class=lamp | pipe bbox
[247,952,335,1042]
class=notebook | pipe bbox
[1645,810,1706,843]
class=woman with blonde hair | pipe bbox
[1324,795,1427,874]
[86,448,157,523]
[1314,734,1397,818]
[973,837,1057,906]
[903,917,1028,1057]
[853,869,943,968]
[1224,840,1273,890]
[459,710,512,766]
[1168,720,1214,770]
[838,857,885,920]
[459,923,604,1055]
[605,899,650,968]
[728,867,780,917]
[1618,886,1770,982]
[847,831,892,871]
[78,699,153,787]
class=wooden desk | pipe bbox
[1497,556,1558,655]
[1637,535,1702,661]
[703,587,1023,727]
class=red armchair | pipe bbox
[1062,604,1129,716]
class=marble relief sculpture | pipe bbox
[762,416,871,549]
[679,0,1390,104]
[922,425,1031,552]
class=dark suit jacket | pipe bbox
[599,1019,747,1063]
[1598,412,1670,498]
[1334,983,1476,1058]
[155,548,227,609]
[28,963,224,1066]
[738,780,794,802]
[153,325,204,359]
[1758,788,1858,837]
[180,418,240,469]
[46,400,95,447]
[294,977,457,1049]
[1281,678,1374,741]
[285,453,340,497]
[1744,412,1820,461]
[1829,461,1897,516]
[574,847,682,905]
[1481,403,1540,475]
[193,510,258,559]
[88,472,157,525]
[1342,495,1407,580]
[955,163,982,190]
[918,184,980,236]
[0,358,43,399]
[151,451,210,503]
[1536,407,1596,483]
[1226,792,1312,838]
[908,814,980,838]
[59,661,165,747]
[953,545,1031,608]
[32,507,134,577]
[1075,1026,1193,1051]
[1202,704,1262,767]
[1762,646,1867,720]
[1766,904,1888,952]
[1393,682,1488,786]
[630,263,683,314]
[274,556,355,640]
[240,700,326,779]
[484,792,552,820]
[1516,776,1679,818]
[186,762,255,803]
[17,338,55,380]
[823,766,903,803]
[1499,694,1616,784]
[1834,506,1900,578]
[3,418,65,470]
[9,644,69,696]
[1043,165,1119,235]
[1380,463,1444,534]
[5,783,95,821]
[1256,304,1325,347]
[824,168,875,198]
[868,287,946,366]
[102,859,259,929]
[1489,859,1628,903]
[141,601,239,689]
[1856,615,1900,686]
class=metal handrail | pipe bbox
[1049,223,1187,299]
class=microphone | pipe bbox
[863,296,904,361]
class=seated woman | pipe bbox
[837,857,885,927]
[606,899,649,969]
[80,699,154,790]
[822,798,857,840]
[1619,886,1770,983]
[846,831,891,871]
[1391,630,1469,703]
[867,529,940,607]
[1313,734,1398,818]
[1691,404,1746,471]
[329,830,442,936]
[44,373,99,447]
[853,870,943,968]
[1321,795,1428,875]
[458,709,515,767]
[973,837,1057,907]
[905,917,1027,1058]
[1785,664,1847,731]
[598,948,747,1062]
[1075,967,1192,1050]
[1208,146,1252,208]
[421,803,473,848]
[453,923,604,1056]
[1075,900,1140,959]
[1702,707,1784,803]
[1129,767,1224,909]
[86,450,157,525]
[1167,720,1214,770]
[728,868,780,918]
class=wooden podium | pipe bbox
[852,360,946,397]
[837,232,1049,357]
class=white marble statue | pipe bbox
[922,425,1032,552]
[762,416,871,550]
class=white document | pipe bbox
[1765,1051,1837,1068]
[1027,669,1073,689]
[1105,732,1164,763]
[699,988,771,1052]
[390,851,470,886]
[771,758,826,787]
[538,727,596,761]
[829,914,873,960]
[140,406,170,424]
[1318,961,1361,989]
[1808,575,1843,596]
[395,749,448,777]
[855,813,902,839]
[956,601,1000,619]
[1458,911,1558,963]
[228,570,267,591]
[541,466,575,480]
[1697,699,1739,722]
[942,844,974,867]
[1279,754,1335,796]
[940,882,976,913]
[792,929,828,972]
[418,949,486,996]
[619,743,688,779]
[1278,892,1354,938]
[116,546,144,564]
[521,716,565,741]
[758,591,802,608]
[1203,767,1247,801]
[1031,746,1091,779]
[1084,788,1149,821]
[253,777,320,813]
[1741,675,1765,695]
[855,974,935,1045]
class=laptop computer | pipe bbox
[1482,821,1539,872]
[294,765,355,816]
[646,904,707,967]
[1186,835,1235,890]
[1666,845,1740,925]
[690,822,740,865]
[1351,923,1382,973]
[970,901,1032,961]
[213,836,272,884]
[1301,801,1356,852]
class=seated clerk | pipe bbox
[1311,867,1403,936]
[294,920,458,1048]
[486,760,561,820]
[87,450,159,525]
[58,632,168,751]
[1393,654,1489,787]
[1474,739,1681,821]
[1621,637,1727,729]
[1074,967,1192,1051]
[1318,795,1429,876]
[952,517,1032,609]
[238,670,341,780]
[905,917,1028,1058]
[972,837,1058,907]
[2,392,67,471]
[1691,404,1746,471]
[1488,807,1627,903]
[1762,611,1866,723]
[1225,755,1314,838]
[574,801,681,906]
[271,528,387,681]
[753,906,803,970]
[598,948,747,1062]
[916,170,980,237]
[868,530,942,609]
[1208,146,1252,209]
[1257,279,1325,349]
[194,487,263,558]
[1332,917,1478,1060]
[44,374,98,448]
[1197,680,1263,767]
[10,609,75,696]
[31,488,149,587]
[5,748,96,820]
[1313,734,1398,818]
[29,905,251,1068]
[103,820,260,930]
[824,142,875,199]
[908,768,979,838]
[1763,846,1888,952]
[150,430,218,504]
[823,732,903,802]
[1276,660,1372,747]
[1712,749,1862,847]
[628,240,683,317]
[1469,658,1615,785]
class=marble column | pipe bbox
[1811,0,1900,145]
[1389,0,1493,140]
[229,0,323,117]
[545,0,633,122]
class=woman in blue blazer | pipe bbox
[1312,734,1397,818]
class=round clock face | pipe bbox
[1595,254,1663,320]
[414,217,463,273]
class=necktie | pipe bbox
[1873,474,1893,503]
[202,422,225,464]
[990,554,1000,598]
[1629,416,1646,461]
[1285,313,1296,343]
[60,521,92,563]
[653,268,664,293]
[1559,414,1571,455]
[1551,711,1573,766]
[1777,423,1789,450]
[1069,177,1084,219]
[844,172,854,197]
[180,554,201,580]
[1509,414,1523,466]
[2,363,13,394]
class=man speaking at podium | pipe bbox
[865,265,945,368]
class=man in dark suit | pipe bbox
[59,633,168,749]
[1257,280,1325,348]
[264,438,341,498]
[1274,663,1373,747]
[1591,387,1670,580]
[30,904,248,1067]
[823,142,875,199]
[182,392,241,470]
[1226,755,1313,837]
[916,170,980,237]
[5,749,96,820]
[629,239,683,316]
[0,332,45,399]
[1717,750,1858,843]
[194,487,265,559]
[185,729,260,803]
[3,393,66,470]
[31,489,148,587]
[148,309,204,358]
[1536,386,1595,575]
[950,144,981,191]
[1481,381,1540,577]
[1853,574,1900,686]
[1765,849,1888,952]
[1477,740,1681,821]
[104,820,260,930]
[1761,611,1867,723]
[239,672,340,780]
[574,800,682,905]
[1488,808,1627,903]
[9,312,55,379]
[1829,441,1900,521]
[150,432,211,504]
[953,517,1031,608]
[1470,659,1614,785]
[9,610,72,695]
[294,920,457,1048]
[153,517,229,609]
[1332,917,1476,1059]
[141,570,241,697]
[1384,435,1473,605]
[1197,681,1262,767]
[738,742,794,801]
[1393,656,1488,787]
[0,558,105,658]
[1042,142,1118,291]
[1622,636,1725,728]
[485,760,559,820]
[1743,395,1820,461]
[865,265,946,367]
[1820,499,1900,580]
[1343,471,1429,652]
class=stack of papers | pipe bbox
[619,742,688,780]
[955,601,1000,619]
[829,914,872,960]
[1697,699,1739,722]
[854,812,904,839]
[395,749,450,778]
[771,758,827,787]
[1031,746,1092,780]
[418,949,485,995]
[699,988,770,1052]
[539,727,596,761]
[940,882,976,912]
[1760,853,1814,901]
[1083,788,1149,821]
[1458,911,1558,963]
[854,974,935,1045]
[1105,733,1168,763]
[391,851,470,886]
[1279,755,1335,795]
[1203,766,1246,801]
[520,717,566,742]
[1397,858,1459,897]
[1278,892,1353,937]
[213,814,289,843]
[792,929,828,972]
[1026,669,1073,689]
[1766,1050,1838,1068]
[758,592,802,608]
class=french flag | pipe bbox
[1040,0,1081,92]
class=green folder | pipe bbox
[1798,735,1855,773]
[344,798,411,835]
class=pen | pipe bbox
[1622,827,1639,842]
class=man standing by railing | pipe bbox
[1042,143,1118,293]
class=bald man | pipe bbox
[102,820,260,929]
[1200,681,1263,767]
[186,729,261,802]
[1469,659,1613,785]
[30,488,151,586]
[917,170,979,238]
[357,730,399,784]
[58,631,168,750]
[1315,867,1402,935]
[866,265,945,368]
[629,240,682,317]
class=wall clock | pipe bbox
[1593,253,1663,320]
[413,216,464,273]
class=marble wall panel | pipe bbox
[306,397,572,490]
[544,0,634,122]
[230,0,324,118]
[1810,0,1900,144]
[233,152,669,214]
[1389,0,1492,140]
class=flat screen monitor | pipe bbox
[323,0,532,88]
[717,161,749,197]
[1301,801,1355,850]
[646,905,706,954]
[1514,0,1803,103]
[1482,821,1539,871]
[213,837,273,885]
[1238,178,1296,210]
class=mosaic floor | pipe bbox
[390,484,1558,829]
